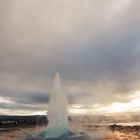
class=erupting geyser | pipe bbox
[39,73,69,138]
[20,73,90,140]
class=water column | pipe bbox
[40,73,69,138]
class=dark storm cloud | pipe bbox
[28,93,50,104]
[0,0,140,114]
[0,87,50,104]
[0,102,41,111]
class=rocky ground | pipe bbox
[0,124,140,140]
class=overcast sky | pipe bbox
[0,0,140,115]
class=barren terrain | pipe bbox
[0,123,140,140]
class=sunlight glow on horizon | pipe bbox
[0,91,140,116]
[68,91,140,115]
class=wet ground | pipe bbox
[0,123,140,140]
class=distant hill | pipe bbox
[0,115,48,127]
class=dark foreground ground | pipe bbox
[0,123,140,140]
[0,115,140,140]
